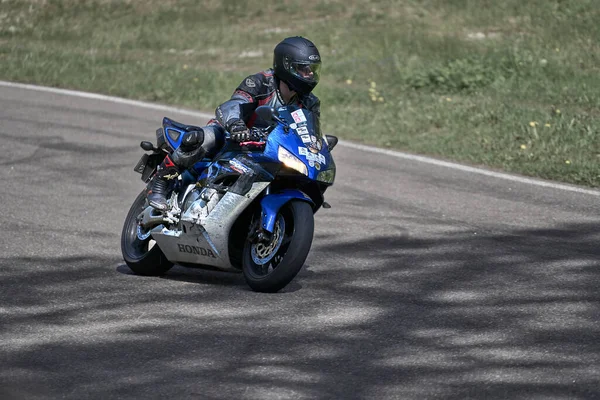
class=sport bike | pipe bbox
[120,105,337,292]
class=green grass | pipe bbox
[1,0,599,186]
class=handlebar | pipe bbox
[225,126,269,148]
[249,127,268,141]
[237,128,267,148]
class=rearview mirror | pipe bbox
[325,135,338,151]
[255,105,279,122]
[140,141,156,151]
[255,105,282,128]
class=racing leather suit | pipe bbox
[215,68,321,131]
[172,68,320,169]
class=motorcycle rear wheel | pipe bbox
[242,200,314,293]
[121,190,173,276]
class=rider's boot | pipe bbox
[147,154,180,211]
[147,128,217,211]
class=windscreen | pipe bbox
[282,107,322,141]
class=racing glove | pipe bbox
[226,118,251,142]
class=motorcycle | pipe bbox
[120,105,338,292]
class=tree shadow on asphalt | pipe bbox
[1,222,600,399]
[116,262,305,293]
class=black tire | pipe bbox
[242,200,314,293]
[121,190,173,276]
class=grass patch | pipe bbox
[1,0,599,186]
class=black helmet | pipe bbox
[273,36,321,96]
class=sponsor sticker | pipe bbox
[298,147,326,165]
[300,134,311,143]
[308,136,322,153]
[229,158,251,174]
[296,126,309,135]
[291,110,306,123]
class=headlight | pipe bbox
[278,146,308,176]
[317,168,336,184]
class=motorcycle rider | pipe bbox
[147,36,322,211]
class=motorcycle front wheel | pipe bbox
[121,190,173,276]
[242,200,314,293]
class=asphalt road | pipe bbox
[1,83,599,399]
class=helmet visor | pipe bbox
[288,61,321,84]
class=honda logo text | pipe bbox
[177,244,216,258]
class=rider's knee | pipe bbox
[202,125,226,157]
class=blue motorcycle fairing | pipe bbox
[260,189,314,233]
[257,120,334,182]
